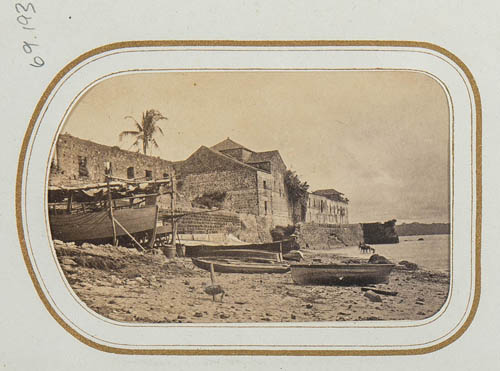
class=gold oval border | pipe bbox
[15,40,481,356]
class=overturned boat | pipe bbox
[191,257,291,274]
[290,263,395,285]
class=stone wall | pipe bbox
[269,167,293,226]
[50,134,173,186]
[163,210,273,243]
[178,170,259,215]
[174,211,240,235]
[297,223,364,249]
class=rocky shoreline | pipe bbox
[54,240,450,323]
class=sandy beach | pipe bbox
[55,241,450,323]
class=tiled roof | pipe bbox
[313,189,344,196]
[210,137,253,153]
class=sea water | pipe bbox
[331,234,450,273]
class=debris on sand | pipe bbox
[364,291,383,303]
[53,240,450,323]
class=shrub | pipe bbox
[192,191,227,209]
[270,225,296,241]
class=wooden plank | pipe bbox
[107,178,117,246]
[149,205,159,249]
[361,287,398,296]
[114,218,145,251]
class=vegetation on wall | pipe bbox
[270,225,296,241]
[192,191,227,209]
[284,170,309,222]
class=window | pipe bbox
[264,201,268,214]
[127,166,135,179]
[145,169,153,180]
[78,156,89,177]
[263,180,267,189]
[104,161,112,175]
[163,172,169,179]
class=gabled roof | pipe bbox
[176,145,265,176]
[312,189,348,203]
[247,150,280,163]
[247,150,287,172]
[210,137,253,153]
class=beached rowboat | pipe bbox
[192,258,291,274]
[191,248,281,261]
[290,263,395,285]
[185,239,298,257]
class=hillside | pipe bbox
[396,223,450,236]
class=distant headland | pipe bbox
[395,222,450,236]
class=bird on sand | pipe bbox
[203,263,225,302]
[204,284,225,302]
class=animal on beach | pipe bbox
[359,242,375,254]
[204,284,225,302]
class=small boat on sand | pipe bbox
[192,258,291,274]
[192,249,281,261]
[290,263,395,285]
[185,239,298,257]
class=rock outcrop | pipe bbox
[361,219,399,244]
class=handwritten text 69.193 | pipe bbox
[15,2,44,68]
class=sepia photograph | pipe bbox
[47,70,451,324]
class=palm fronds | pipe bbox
[119,109,168,155]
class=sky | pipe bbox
[62,71,450,224]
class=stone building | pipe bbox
[174,138,350,227]
[49,134,173,186]
[50,135,350,228]
[305,189,349,225]
[173,138,292,226]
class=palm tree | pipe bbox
[119,109,167,155]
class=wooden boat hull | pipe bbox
[192,258,291,274]
[49,205,157,243]
[290,264,395,285]
[185,239,297,257]
[192,249,281,261]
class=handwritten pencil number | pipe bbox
[15,3,43,68]
[22,41,38,54]
[16,14,32,26]
[15,3,36,14]
[30,56,44,68]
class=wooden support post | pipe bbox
[279,241,283,262]
[66,191,73,213]
[107,178,118,246]
[170,172,177,250]
[113,218,145,252]
[149,205,159,249]
[209,263,216,285]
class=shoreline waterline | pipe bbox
[303,234,450,273]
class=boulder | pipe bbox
[368,254,392,265]
[61,258,77,266]
[398,260,419,270]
